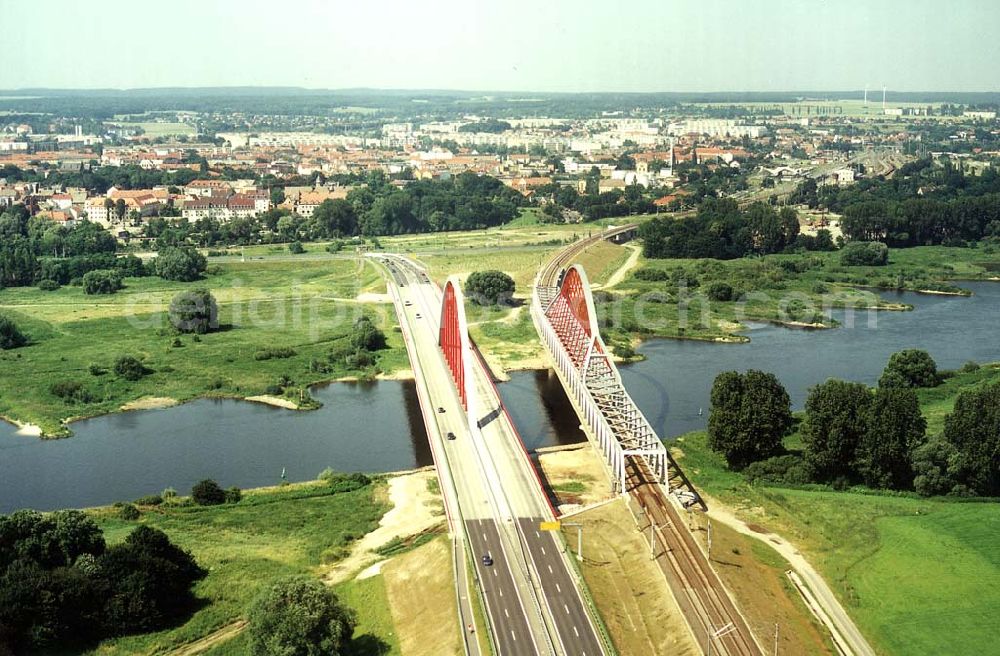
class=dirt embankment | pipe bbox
[323,469,445,585]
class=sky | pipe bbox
[2,0,998,92]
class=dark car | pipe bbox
[482,554,493,566]
[437,407,445,414]
[446,431,457,441]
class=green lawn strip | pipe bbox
[85,481,389,655]
[334,574,403,656]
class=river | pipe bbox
[0,282,996,512]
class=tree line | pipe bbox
[640,198,834,260]
[0,511,204,653]
[707,350,1000,497]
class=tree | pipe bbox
[247,576,356,656]
[191,479,225,506]
[154,247,207,282]
[169,289,218,334]
[879,349,939,388]
[802,380,872,482]
[113,355,148,381]
[288,240,305,254]
[349,316,387,351]
[269,187,285,206]
[82,269,123,295]
[840,241,889,266]
[943,382,1000,496]
[856,387,926,489]
[0,314,27,350]
[465,270,516,306]
[707,370,792,470]
[912,437,959,497]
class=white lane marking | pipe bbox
[504,608,509,618]
[556,583,561,593]
[564,604,570,615]
[535,531,540,538]
[493,569,498,577]
[498,587,503,597]
[547,564,553,574]
[541,546,546,555]
[574,626,580,637]
[511,630,517,642]
[482,533,488,541]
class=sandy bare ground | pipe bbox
[569,499,699,656]
[534,444,614,514]
[9,420,42,437]
[323,470,445,585]
[382,537,462,656]
[356,291,392,303]
[594,243,642,290]
[120,396,178,411]
[244,394,299,410]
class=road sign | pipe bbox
[539,521,561,531]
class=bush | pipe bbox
[705,281,734,302]
[254,347,297,361]
[612,342,636,359]
[191,479,226,506]
[134,494,163,506]
[50,380,95,404]
[118,503,140,520]
[465,270,516,306]
[840,241,889,266]
[113,355,149,381]
[634,267,670,282]
[161,487,177,500]
[224,486,242,504]
[349,317,387,352]
[0,313,28,350]
[960,361,981,373]
[82,269,123,295]
[88,363,106,376]
[168,289,218,334]
[743,455,812,485]
[319,470,372,493]
[288,240,305,254]
[154,247,207,282]
[37,279,60,291]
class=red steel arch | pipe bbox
[439,280,466,408]
[545,265,602,367]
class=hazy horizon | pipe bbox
[3,0,999,93]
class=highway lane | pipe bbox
[468,361,606,656]
[382,255,545,655]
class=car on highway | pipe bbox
[415,313,421,318]
[482,554,493,566]
[446,431,456,440]
[437,406,445,414]
[405,301,412,306]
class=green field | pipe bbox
[675,365,1000,656]
[0,257,408,435]
[86,479,390,655]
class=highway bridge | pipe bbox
[531,226,764,656]
[370,253,609,656]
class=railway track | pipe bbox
[536,224,638,289]
[626,456,760,656]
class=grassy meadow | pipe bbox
[0,257,408,436]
